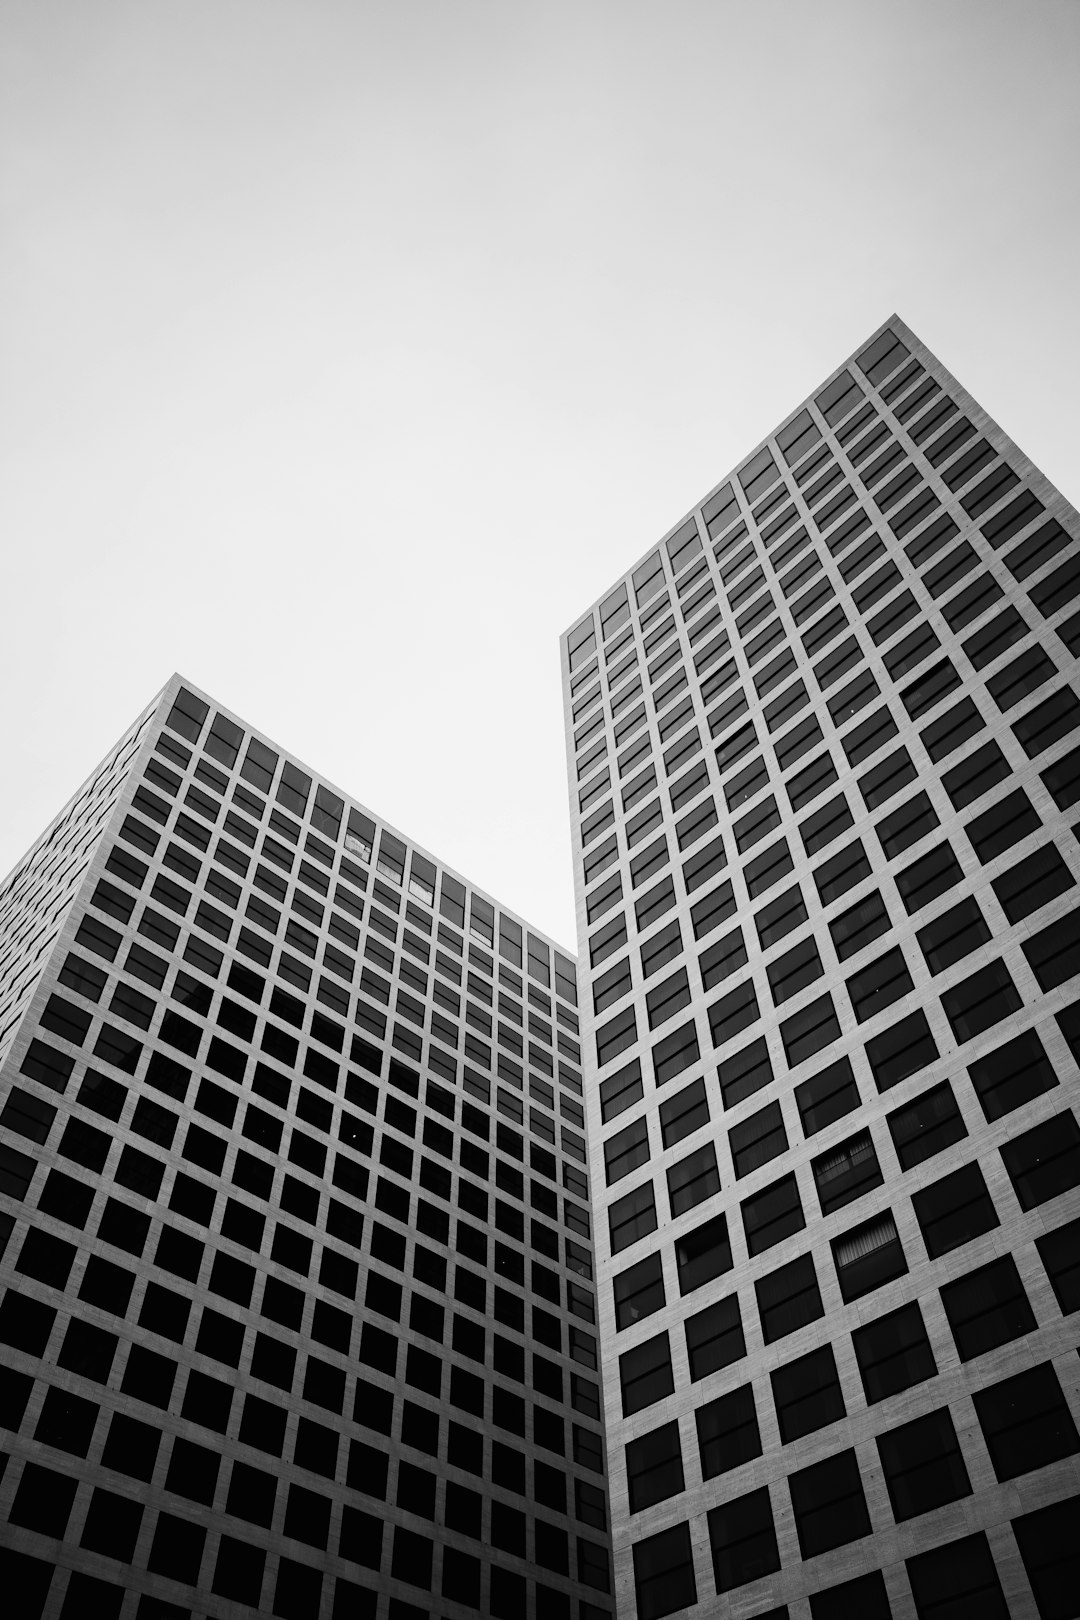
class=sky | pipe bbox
[2,0,1079,951]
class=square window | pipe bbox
[390,1526,433,1591]
[766,936,824,1005]
[730,1101,787,1178]
[1001,1110,1080,1210]
[632,1522,697,1620]
[9,1460,79,1538]
[79,1487,144,1562]
[178,1371,231,1437]
[101,1412,161,1482]
[795,1055,860,1136]
[139,1280,191,1341]
[396,1460,437,1519]
[809,1570,891,1620]
[876,791,939,858]
[619,1332,673,1416]
[940,1254,1036,1362]
[993,844,1074,924]
[812,1129,882,1213]
[1036,1214,1080,1314]
[227,1460,277,1527]
[659,1077,709,1148]
[829,891,891,960]
[707,1486,779,1593]
[35,1386,99,1457]
[609,1181,658,1256]
[604,1117,649,1186]
[877,1407,972,1521]
[295,1413,339,1475]
[780,992,840,1067]
[613,1252,665,1331]
[847,947,914,1024]
[718,1035,773,1107]
[57,1317,118,1383]
[626,1419,685,1512]
[685,1294,746,1380]
[966,788,1041,863]
[666,1142,721,1216]
[97,1197,151,1257]
[36,1168,94,1229]
[196,1306,246,1367]
[852,1301,937,1404]
[0,1363,34,1431]
[888,1081,967,1170]
[972,1362,1080,1482]
[833,1211,907,1301]
[906,1532,1009,1620]
[250,1331,296,1391]
[212,1536,266,1608]
[274,1556,325,1619]
[917,897,991,974]
[121,1345,177,1408]
[59,1572,125,1620]
[284,1482,332,1549]
[913,1162,999,1258]
[771,1345,845,1444]
[16,1226,77,1289]
[675,1212,732,1294]
[741,1172,804,1256]
[866,1008,937,1092]
[755,1253,823,1345]
[0,1288,55,1355]
[788,1448,871,1559]
[965,1030,1062,1121]
[696,1383,762,1479]
[1012,1494,1080,1620]
[238,1393,286,1458]
[81,1255,137,1316]
[442,1547,482,1608]
[165,1437,221,1505]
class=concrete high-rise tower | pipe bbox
[0,676,613,1620]
[562,317,1080,1620]
[5,313,1080,1620]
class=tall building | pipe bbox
[0,675,613,1620]
[562,316,1080,1620]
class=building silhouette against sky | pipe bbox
[0,674,612,1619]
[4,315,1080,1620]
[562,316,1080,1620]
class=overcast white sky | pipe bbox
[3,0,1078,949]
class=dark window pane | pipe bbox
[695,1384,762,1480]
[940,1255,1037,1362]
[632,1522,697,1620]
[887,1081,967,1170]
[972,1362,1080,1482]
[1000,1111,1080,1210]
[788,1449,871,1559]
[906,1531,1008,1620]
[626,1420,684,1514]
[912,1162,999,1259]
[771,1344,846,1444]
[852,1301,937,1404]
[866,1009,938,1092]
[968,1029,1058,1123]
[876,1408,971,1522]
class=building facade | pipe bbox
[0,675,613,1620]
[562,316,1080,1620]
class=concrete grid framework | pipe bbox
[562,317,1080,1620]
[0,675,614,1619]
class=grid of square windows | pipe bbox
[566,316,1080,1618]
[0,680,612,1619]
